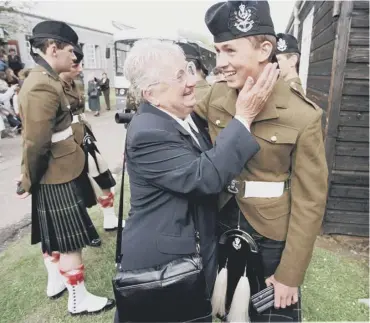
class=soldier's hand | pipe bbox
[17,191,30,199]
[235,62,279,128]
[265,275,299,309]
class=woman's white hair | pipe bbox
[123,39,185,102]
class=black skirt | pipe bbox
[32,172,100,254]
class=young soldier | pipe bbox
[195,1,328,322]
[60,46,124,233]
[17,20,114,315]
[276,33,304,92]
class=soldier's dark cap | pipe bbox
[73,44,84,64]
[178,42,210,75]
[205,1,275,43]
[276,33,300,54]
[29,20,79,46]
[178,42,200,61]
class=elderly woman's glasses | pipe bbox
[148,61,196,87]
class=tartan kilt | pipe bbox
[31,171,99,254]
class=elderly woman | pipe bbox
[114,39,278,323]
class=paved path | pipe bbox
[0,109,126,234]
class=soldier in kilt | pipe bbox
[59,46,124,233]
[17,20,115,315]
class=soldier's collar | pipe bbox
[36,56,60,80]
[252,78,288,122]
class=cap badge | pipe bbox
[233,237,242,250]
[234,4,254,33]
[277,38,287,51]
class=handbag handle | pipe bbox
[115,148,126,266]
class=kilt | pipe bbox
[31,171,100,254]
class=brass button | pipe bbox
[271,135,277,142]
[216,119,221,126]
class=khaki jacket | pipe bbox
[194,79,211,102]
[286,77,305,95]
[195,78,328,287]
[62,79,91,145]
[19,64,85,193]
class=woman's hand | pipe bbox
[235,63,279,128]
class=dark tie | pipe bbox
[189,125,206,151]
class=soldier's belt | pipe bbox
[227,179,290,198]
[72,113,86,124]
[51,126,73,143]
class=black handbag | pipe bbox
[112,150,212,322]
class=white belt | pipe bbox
[72,113,86,124]
[244,181,285,198]
[51,126,73,143]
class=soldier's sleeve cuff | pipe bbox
[234,115,250,132]
[274,263,305,287]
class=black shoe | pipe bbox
[48,287,67,300]
[90,239,102,247]
[70,298,116,316]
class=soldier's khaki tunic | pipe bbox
[19,65,85,193]
[62,78,92,145]
[286,77,305,95]
[194,79,211,102]
[195,78,328,286]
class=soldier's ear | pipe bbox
[257,41,273,63]
[289,54,299,68]
[48,43,58,57]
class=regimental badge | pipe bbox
[233,237,242,250]
[277,38,287,52]
[234,4,254,33]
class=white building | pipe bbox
[0,10,133,88]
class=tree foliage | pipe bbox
[0,1,31,33]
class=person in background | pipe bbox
[88,74,101,116]
[7,48,24,77]
[179,43,211,102]
[0,73,17,110]
[18,68,32,88]
[99,72,111,111]
[0,71,8,93]
[5,67,19,86]
[60,47,123,233]
[0,52,8,72]
[17,20,114,316]
[13,69,31,116]
[275,33,303,92]
[213,67,226,83]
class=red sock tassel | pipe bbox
[60,264,85,286]
[98,192,114,208]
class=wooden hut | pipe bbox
[285,1,369,236]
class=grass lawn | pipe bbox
[0,176,368,322]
